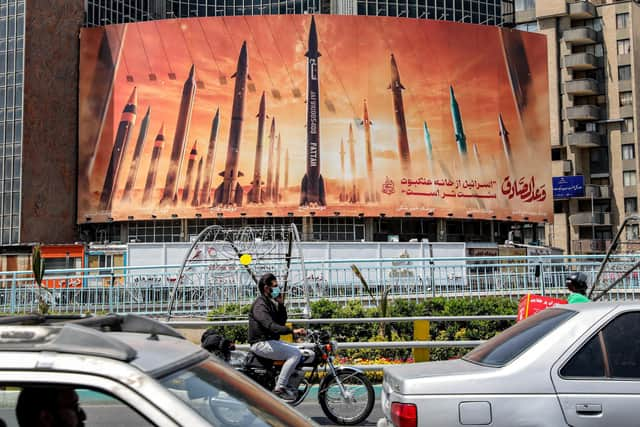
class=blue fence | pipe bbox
[1,254,639,315]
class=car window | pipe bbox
[0,385,155,427]
[560,334,605,378]
[464,308,576,367]
[159,357,310,426]
[602,312,640,378]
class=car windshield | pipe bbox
[159,357,311,426]
[463,307,576,367]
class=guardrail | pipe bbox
[170,315,516,370]
[1,254,639,315]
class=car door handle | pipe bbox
[576,404,602,415]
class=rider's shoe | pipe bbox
[273,387,297,402]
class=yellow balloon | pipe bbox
[239,254,252,266]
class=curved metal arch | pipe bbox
[166,223,308,319]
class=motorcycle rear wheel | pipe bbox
[318,371,375,425]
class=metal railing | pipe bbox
[171,315,517,370]
[1,254,640,315]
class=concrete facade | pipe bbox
[517,0,640,254]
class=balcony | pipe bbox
[564,53,599,70]
[572,239,611,254]
[567,131,601,147]
[563,27,598,45]
[570,212,611,226]
[583,184,611,199]
[569,2,596,19]
[565,78,599,95]
[566,105,600,121]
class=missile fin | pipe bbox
[234,183,244,206]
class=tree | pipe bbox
[32,245,51,315]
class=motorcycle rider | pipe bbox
[249,273,305,401]
[566,272,590,304]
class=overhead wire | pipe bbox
[263,15,302,98]
[243,15,281,100]
[134,23,156,81]
[195,18,227,85]
[175,19,205,89]
[152,20,176,80]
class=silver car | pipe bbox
[379,302,640,427]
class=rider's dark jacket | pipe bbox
[248,295,292,344]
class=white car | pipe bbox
[379,302,640,427]
[0,313,315,427]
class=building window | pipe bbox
[515,22,538,32]
[624,118,634,133]
[514,0,535,12]
[618,39,631,55]
[617,13,629,29]
[619,65,632,81]
[625,197,638,214]
[622,144,635,160]
[620,91,633,106]
[627,224,640,240]
[623,171,637,187]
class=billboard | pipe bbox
[78,15,551,222]
[552,175,585,199]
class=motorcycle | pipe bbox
[202,329,375,425]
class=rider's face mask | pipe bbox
[270,285,281,299]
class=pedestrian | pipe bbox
[566,272,590,304]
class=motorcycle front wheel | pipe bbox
[318,371,375,425]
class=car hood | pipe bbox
[383,358,553,395]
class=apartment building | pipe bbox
[515,0,640,253]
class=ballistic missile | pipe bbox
[339,138,347,202]
[214,42,249,207]
[122,106,150,202]
[99,86,138,210]
[265,118,275,202]
[181,141,198,202]
[388,54,411,172]
[192,157,204,207]
[423,121,433,162]
[347,124,359,203]
[142,123,165,204]
[284,148,289,191]
[300,16,326,206]
[274,133,281,203]
[450,86,467,157]
[498,113,512,160]
[362,100,378,202]
[160,65,197,205]
[473,144,481,166]
[200,108,220,205]
[248,92,267,204]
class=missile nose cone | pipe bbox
[127,86,138,106]
[259,91,266,113]
[190,140,198,154]
[240,41,248,59]
[449,85,455,98]
[188,64,196,81]
[306,16,320,57]
[158,122,165,136]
